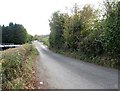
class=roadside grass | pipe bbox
[50,48,119,69]
[36,36,119,69]
[1,44,39,89]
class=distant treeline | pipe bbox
[2,22,33,44]
[34,35,49,46]
[49,0,120,60]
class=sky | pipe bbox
[0,0,103,36]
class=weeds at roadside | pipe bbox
[50,48,118,69]
[1,44,39,89]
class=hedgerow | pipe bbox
[1,44,38,89]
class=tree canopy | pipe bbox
[2,22,33,44]
[49,0,120,58]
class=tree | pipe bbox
[13,24,28,44]
[48,1,120,58]
[49,11,65,49]
[2,22,28,44]
[27,34,33,43]
[63,4,82,51]
[100,0,120,57]
[78,5,103,55]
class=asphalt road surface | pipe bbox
[33,41,119,89]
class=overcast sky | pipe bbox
[0,0,103,36]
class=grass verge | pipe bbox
[50,48,119,70]
[1,44,39,89]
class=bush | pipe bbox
[1,44,38,89]
[100,1,120,58]
[78,30,103,56]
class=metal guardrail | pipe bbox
[0,44,21,49]
[0,43,21,50]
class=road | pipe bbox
[33,41,119,89]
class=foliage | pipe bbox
[2,22,33,44]
[100,0,120,57]
[51,48,118,69]
[33,35,49,46]
[39,35,49,46]
[49,1,120,69]
[49,11,65,49]
[49,4,98,52]
[1,44,39,89]
[27,34,33,43]
[33,35,40,40]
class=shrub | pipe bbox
[78,30,103,56]
[1,44,38,89]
